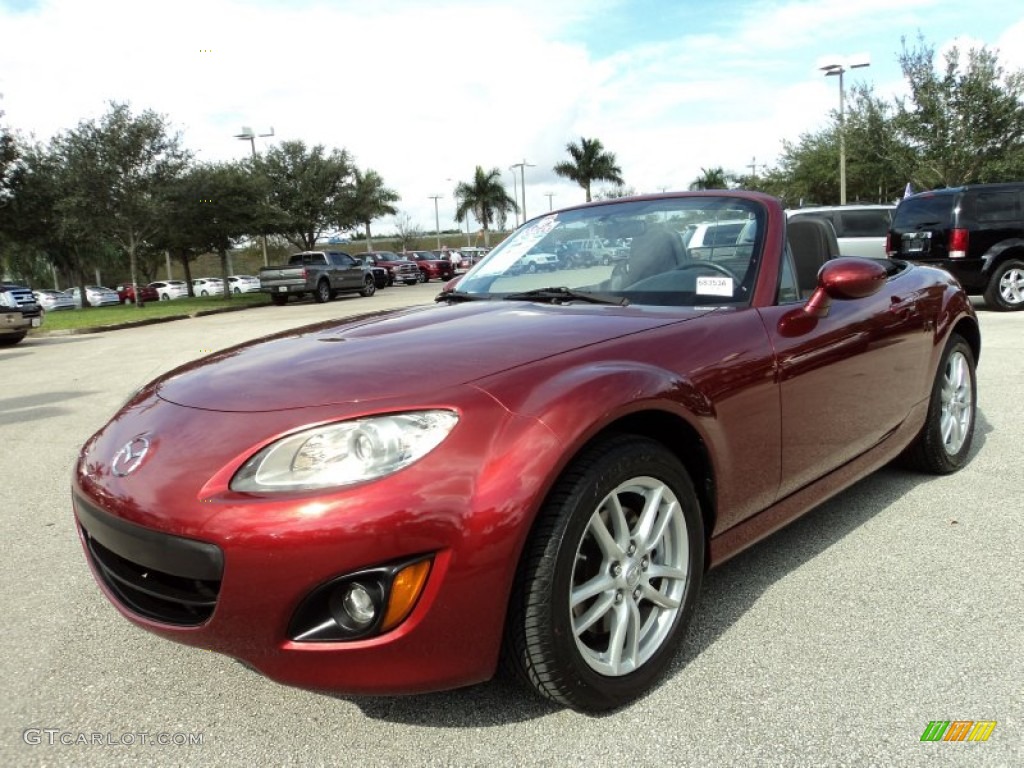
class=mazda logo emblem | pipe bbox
[111,436,151,477]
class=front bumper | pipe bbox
[2,309,41,334]
[71,390,558,695]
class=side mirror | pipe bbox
[805,257,887,318]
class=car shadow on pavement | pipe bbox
[0,390,98,427]
[343,412,993,725]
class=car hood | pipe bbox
[155,302,702,412]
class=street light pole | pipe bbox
[429,195,442,249]
[546,192,555,211]
[820,56,869,205]
[508,167,519,227]
[510,159,534,221]
[234,125,275,266]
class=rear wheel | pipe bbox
[160,293,170,301]
[901,333,976,473]
[270,294,288,306]
[983,258,1024,311]
[503,435,703,712]
[314,280,331,303]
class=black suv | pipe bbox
[887,182,1024,310]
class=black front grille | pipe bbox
[76,496,223,626]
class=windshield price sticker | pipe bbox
[696,276,733,297]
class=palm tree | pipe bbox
[553,137,624,202]
[351,169,398,250]
[453,166,518,246]
[689,167,732,190]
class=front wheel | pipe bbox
[503,435,704,712]
[314,280,331,303]
[160,293,170,301]
[201,290,209,297]
[901,333,976,473]
[418,271,428,283]
[983,259,1024,311]
[360,277,376,297]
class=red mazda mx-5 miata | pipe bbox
[73,191,979,712]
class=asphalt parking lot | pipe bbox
[1,284,1020,768]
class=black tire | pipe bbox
[502,435,704,712]
[160,293,170,301]
[201,290,209,297]
[233,288,241,295]
[983,259,1024,311]
[403,279,417,286]
[314,280,331,303]
[528,263,538,273]
[360,276,376,297]
[0,332,27,346]
[418,270,428,283]
[270,294,288,306]
[901,333,976,473]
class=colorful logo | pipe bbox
[921,721,997,742]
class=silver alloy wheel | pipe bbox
[998,267,1024,305]
[570,476,689,676]
[940,349,973,455]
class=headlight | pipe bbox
[230,410,458,492]
[0,292,17,308]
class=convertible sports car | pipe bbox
[72,191,979,712]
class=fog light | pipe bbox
[327,579,384,634]
[342,584,376,626]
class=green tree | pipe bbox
[688,167,733,191]
[350,168,398,250]
[156,161,266,298]
[453,166,518,246]
[255,140,357,251]
[50,102,190,305]
[553,137,624,202]
[894,35,1024,188]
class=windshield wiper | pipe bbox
[502,287,629,306]
[435,290,487,303]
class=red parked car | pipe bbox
[405,250,454,282]
[116,283,159,305]
[72,191,979,712]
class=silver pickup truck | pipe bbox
[0,283,43,346]
[259,251,377,306]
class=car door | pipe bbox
[330,252,362,289]
[757,258,932,499]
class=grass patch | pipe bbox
[33,293,269,333]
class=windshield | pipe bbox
[456,196,765,307]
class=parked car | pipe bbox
[259,251,377,305]
[456,246,490,271]
[516,247,560,273]
[405,250,454,282]
[227,275,262,294]
[65,285,121,307]
[33,289,76,312]
[887,182,1024,310]
[71,191,979,713]
[787,204,895,259]
[192,277,225,297]
[361,251,420,286]
[116,283,160,305]
[1,282,42,345]
[148,280,189,301]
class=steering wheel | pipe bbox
[673,261,740,283]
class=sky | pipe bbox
[2,0,1023,236]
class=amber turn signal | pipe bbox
[381,559,431,631]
